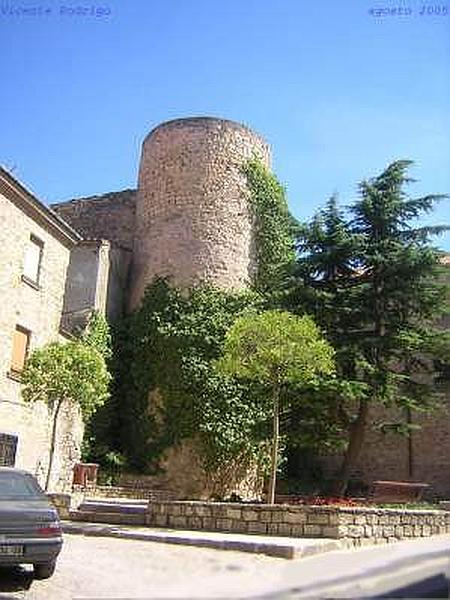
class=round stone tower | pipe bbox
[129,117,271,309]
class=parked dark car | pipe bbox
[0,467,62,579]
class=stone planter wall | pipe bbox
[146,501,450,544]
[47,493,72,519]
[72,485,178,501]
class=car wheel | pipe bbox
[33,560,56,579]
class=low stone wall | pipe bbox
[47,493,72,519]
[146,501,450,544]
[73,485,178,501]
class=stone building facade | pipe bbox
[0,166,83,491]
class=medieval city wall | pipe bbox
[48,118,450,499]
[52,189,136,250]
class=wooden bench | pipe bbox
[369,480,429,504]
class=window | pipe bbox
[22,234,43,286]
[0,433,18,467]
[10,325,31,375]
[0,470,42,498]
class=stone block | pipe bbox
[401,514,412,524]
[284,510,307,524]
[382,526,395,538]
[327,512,340,526]
[304,525,323,537]
[154,515,168,527]
[371,525,383,538]
[169,504,182,517]
[230,520,247,533]
[248,521,267,534]
[187,517,203,529]
[354,515,367,525]
[339,514,355,525]
[202,517,215,530]
[395,525,404,538]
[211,505,228,518]
[216,518,232,531]
[259,510,273,521]
[321,526,339,538]
[278,523,293,536]
[346,525,364,538]
[168,515,188,528]
[194,505,210,517]
[306,512,329,525]
[271,511,287,523]
[267,523,279,535]
[241,509,260,522]
[226,508,242,520]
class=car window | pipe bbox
[0,472,44,499]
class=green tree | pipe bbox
[216,310,335,503]
[111,278,267,477]
[289,161,450,494]
[21,340,111,490]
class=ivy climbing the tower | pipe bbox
[242,158,297,294]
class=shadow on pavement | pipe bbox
[0,566,34,594]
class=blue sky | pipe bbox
[1,0,449,249]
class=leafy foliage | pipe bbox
[243,159,297,294]
[217,310,335,385]
[21,340,110,420]
[110,278,271,474]
[81,310,113,361]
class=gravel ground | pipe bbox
[0,533,288,599]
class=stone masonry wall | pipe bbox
[129,117,271,309]
[147,501,450,545]
[61,240,131,333]
[0,187,83,492]
[52,189,136,251]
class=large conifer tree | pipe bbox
[289,161,450,494]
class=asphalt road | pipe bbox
[0,533,286,599]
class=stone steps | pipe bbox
[79,500,148,514]
[69,509,146,526]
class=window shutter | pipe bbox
[23,236,43,284]
[11,327,30,373]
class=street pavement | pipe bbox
[1,532,449,599]
[0,532,288,599]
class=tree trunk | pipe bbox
[267,385,280,504]
[45,398,64,492]
[333,399,369,496]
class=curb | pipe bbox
[61,520,347,559]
